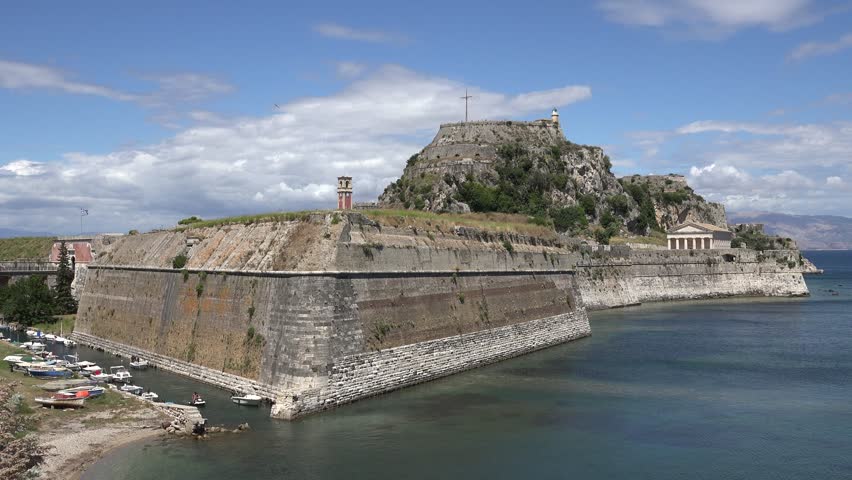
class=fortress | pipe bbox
[69,115,818,419]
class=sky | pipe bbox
[1,0,851,234]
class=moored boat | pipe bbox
[110,366,132,383]
[231,393,262,406]
[120,384,144,395]
[58,385,105,398]
[90,372,113,382]
[27,366,73,378]
[129,359,149,369]
[35,395,85,408]
[141,391,159,401]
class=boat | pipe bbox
[188,396,206,407]
[129,359,149,369]
[21,341,46,351]
[81,365,102,377]
[44,334,56,343]
[25,329,38,337]
[231,393,262,406]
[141,391,159,401]
[90,372,113,382]
[35,395,85,408]
[54,336,76,347]
[120,384,144,395]
[27,366,73,378]
[110,366,132,383]
[58,385,105,398]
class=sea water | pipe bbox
[75,250,852,479]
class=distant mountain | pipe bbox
[0,228,55,239]
[729,212,852,250]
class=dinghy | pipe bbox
[231,393,262,406]
[130,359,149,369]
[27,366,73,378]
[120,384,144,395]
[141,391,159,401]
[58,385,105,398]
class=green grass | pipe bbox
[29,315,75,335]
[359,209,557,238]
[174,210,318,230]
[0,342,150,427]
[0,237,55,261]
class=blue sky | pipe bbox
[1,0,851,234]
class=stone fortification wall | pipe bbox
[575,248,810,310]
[76,245,588,418]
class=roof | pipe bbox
[668,222,730,234]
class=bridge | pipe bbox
[0,261,58,287]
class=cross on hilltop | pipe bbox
[460,89,473,122]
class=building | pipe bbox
[337,176,353,210]
[49,236,95,266]
[667,222,733,250]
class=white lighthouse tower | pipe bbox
[551,108,559,124]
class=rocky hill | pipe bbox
[730,212,852,250]
[378,117,726,240]
[619,174,727,230]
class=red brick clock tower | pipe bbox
[337,176,352,210]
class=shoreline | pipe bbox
[39,422,166,480]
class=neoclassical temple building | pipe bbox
[667,222,733,250]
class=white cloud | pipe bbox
[789,32,852,61]
[335,61,367,78]
[0,160,47,177]
[0,59,136,101]
[0,65,591,234]
[599,0,820,36]
[827,176,844,186]
[314,23,404,43]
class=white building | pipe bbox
[667,222,733,250]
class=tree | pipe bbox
[53,241,77,315]
[0,276,56,326]
[551,206,588,233]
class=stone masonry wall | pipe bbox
[273,309,590,419]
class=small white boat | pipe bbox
[90,372,113,382]
[188,396,206,407]
[141,391,159,401]
[129,359,149,369]
[120,384,144,395]
[54,336,76,347]
[44,334,57,343]
[81,365,103,377]
[21,341,46,351]
[25,329,38,337]
[110,366,132,383]
[231,394,262,406]
[35,396,85,409]
[4,354,25,363]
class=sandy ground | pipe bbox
[37,404,169,480]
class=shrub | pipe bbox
[172,254,188,269]
[607,195,630,216]
[551,206,588,233]
[578,194,596,218]
[128,229,139,235]
[502,239,514,253]
[178,216,202,225]
[331,213,341,225]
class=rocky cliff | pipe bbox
[619,174,728,230]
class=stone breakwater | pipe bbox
[72,216,815,419]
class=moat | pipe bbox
[79,250,851,479]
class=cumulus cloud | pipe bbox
[314,23,405,43]
[0,160,47,177]
[0,65,591,234]
[826,176,844,186]
[599,0,821,36]
[789,32,852,61]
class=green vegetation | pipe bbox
[578,194,596,218]
[551,206,588,233]
[1,276,59,326]
[661,190,690,205]
[128,229,140,235]
[174,210,315,231]
[732,231,775,251]
[172,254,188,269]
[29,314,75,335]
[177,216,203,225]
[53,241,77,315]
[331,212,341,225]
[360,209,556,239]
[0,237,54,261]
[610,231,668,247]
[620,180,660,233]
[501,239,514,253]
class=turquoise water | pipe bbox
[74,251,852,479]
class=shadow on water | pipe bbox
[54,250,852,479]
